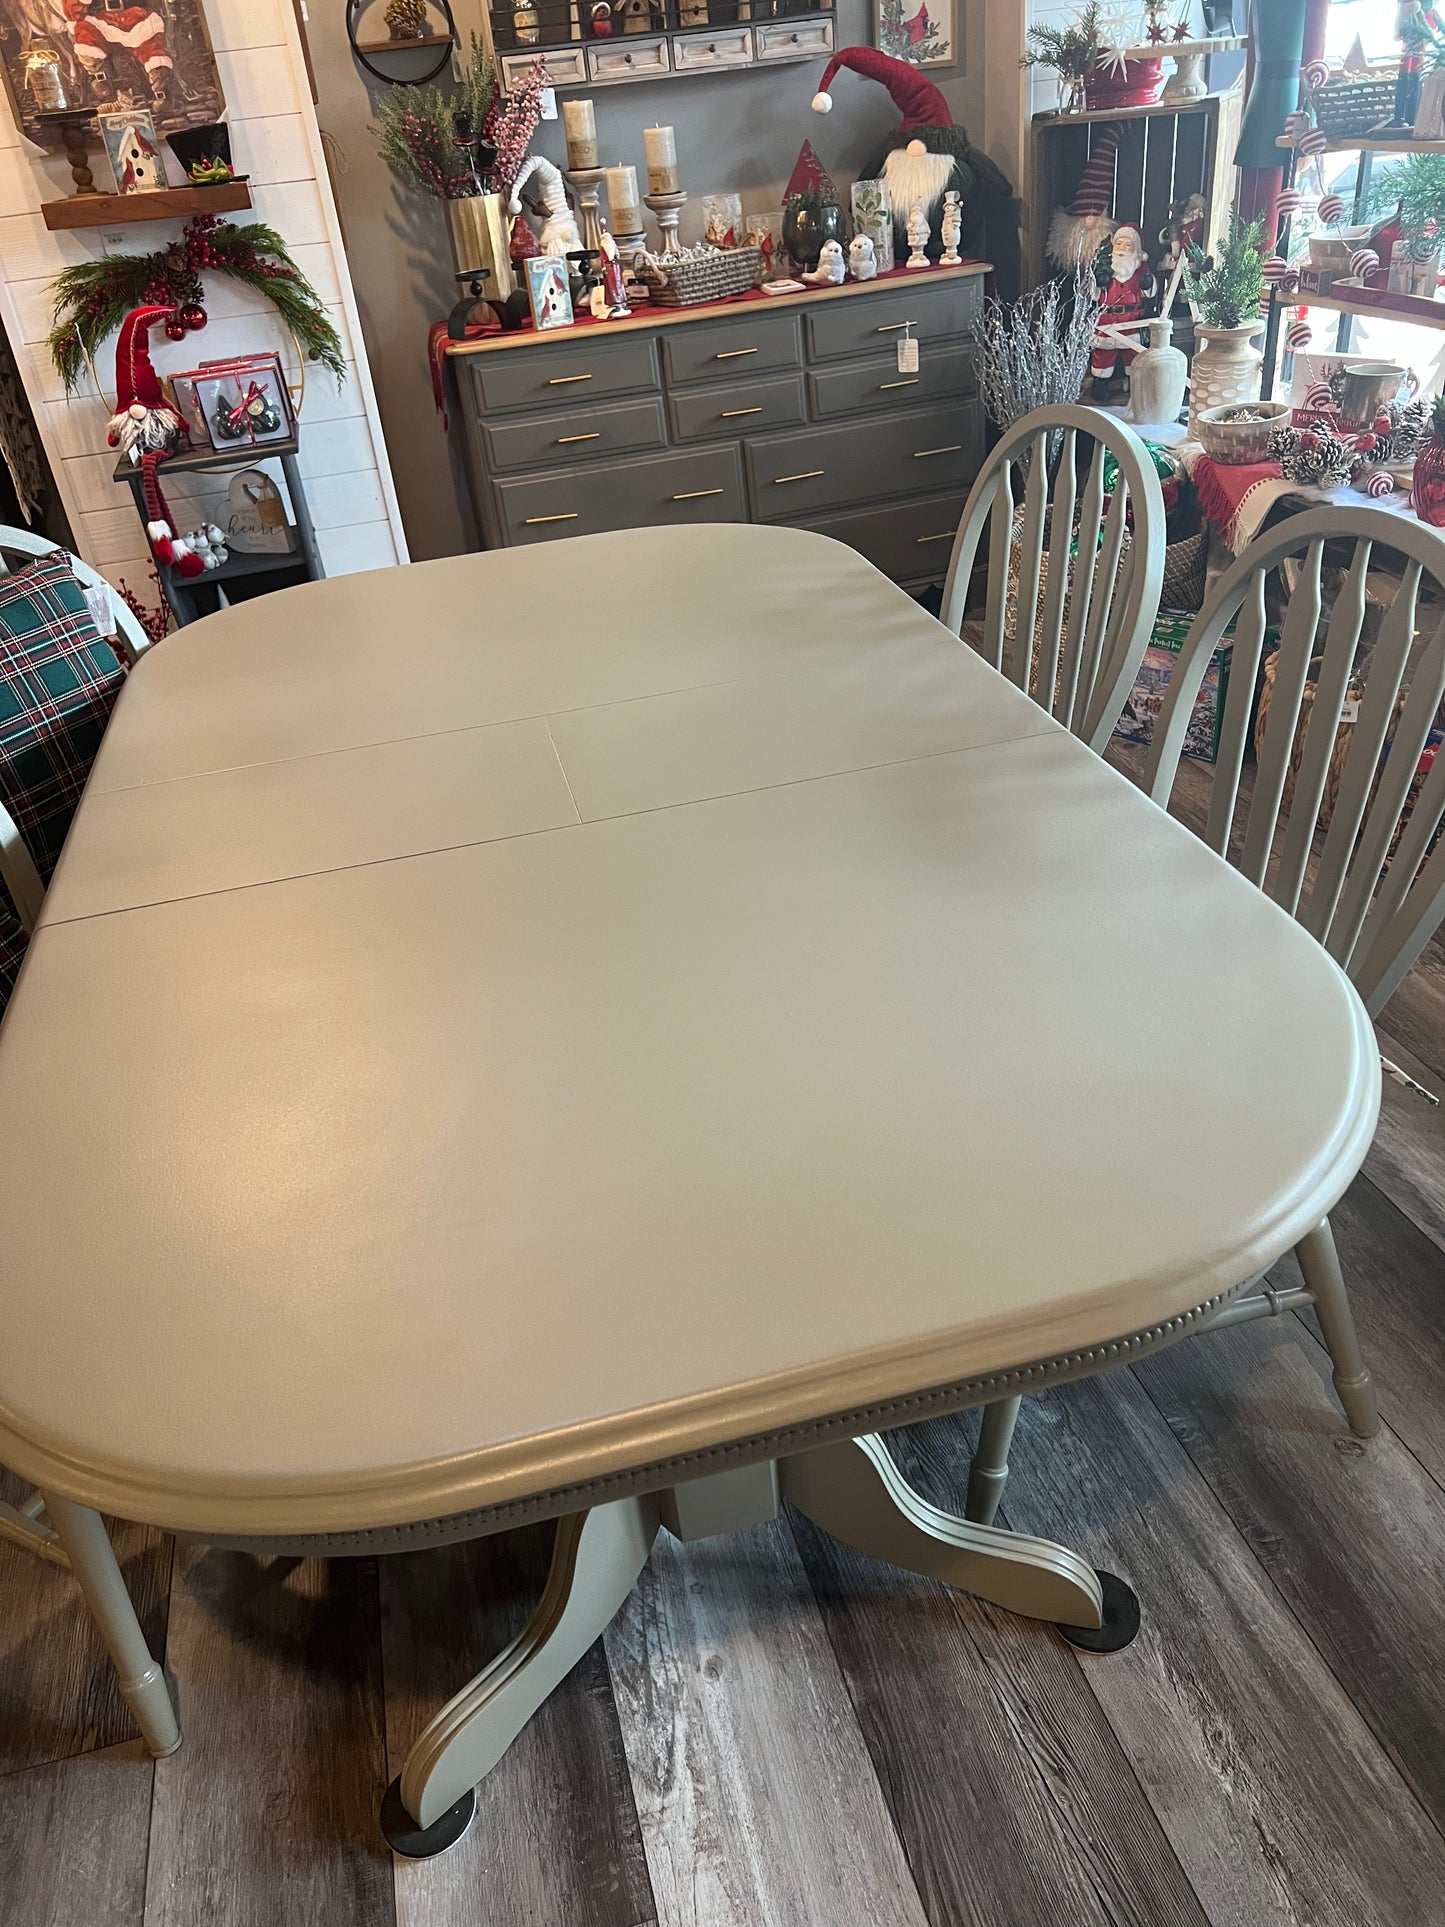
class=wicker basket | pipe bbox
[1312,75,1396,139]
[1005,506,1133,680]
[639,245,762,308]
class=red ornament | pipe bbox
[1414,430,1445,527]
[180,302,208,331]
[164,317,187,341]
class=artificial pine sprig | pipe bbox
[48,215,344,392]
[370,33,497,200]
[1184,216,1265,328]
[1021,1,1104,79]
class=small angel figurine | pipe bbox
[905,201,931,270]
[847,233,877,281]
[803,238,846,286]
[940,191,962,266]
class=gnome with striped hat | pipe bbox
[106,305,205,580]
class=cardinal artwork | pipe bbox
[1091,225,1157,394]
[877,0,952,66]
[2,0,224,145]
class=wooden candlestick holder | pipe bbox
[564,166,607,254]
[644,189,687,261]
[35,108,98,196]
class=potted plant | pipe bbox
[1359,151,1445,294]
[1184,217,1267,434]
[1022,1,1162,114]
[782,185,845,272]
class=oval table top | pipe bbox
[0,525,1379,1536]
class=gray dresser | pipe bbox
[449,264,987,589]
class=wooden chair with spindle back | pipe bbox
[939,402,1168,750]
[965,506,1445,1526]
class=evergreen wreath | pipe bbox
[48,216,345,395]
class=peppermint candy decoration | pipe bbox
[1284,110,1311,141]
[1275,189,1302,218]
[1278,269,1301,293]
[1363,468,1395,497]
[1300,58,1330,93]
[1287,320,1312,350]
[1349,246,1380,279]
[1318,193,1346,224]
[1304,379,1335,411]
[1262,254,1291,283]
[1297,126,1329,156]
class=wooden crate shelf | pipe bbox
[42,181,252,232]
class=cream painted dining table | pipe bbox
[0,524,1379,1856]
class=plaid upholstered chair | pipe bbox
[0,530,151,1564]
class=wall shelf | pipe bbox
[1275,132,1445,154]
[1293,288,1445,330]
[42,181,253,232]
[354,33,454,51]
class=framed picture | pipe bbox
[876,0,955,68]
[527,256,575,332]
[1,0,226,150]
[98,110,162,194]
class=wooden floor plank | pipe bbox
[605,1516,929,1927]
[1136,1308,1445,1834]
[1369,1027,1445,1256]
[143,1546,394,1927]
[0,1479,171,1777]
[791,1503,1210,1927]
[895,1373,1445,1927]
[1380,935,1445,1088]
[379,1524,655,1927]
[0,1741,153,1927]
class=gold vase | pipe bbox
[444,193,516,302]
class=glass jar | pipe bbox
[1412,433,1445,526]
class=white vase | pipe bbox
[1188,321,1264,438]
[1126,316,1189,427]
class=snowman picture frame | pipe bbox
[99,109,163,194]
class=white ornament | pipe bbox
[847,233,878,281]
[906,201,931,269]
[940,190,962,266]
[803,239,846,285]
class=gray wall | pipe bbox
[305,4,985,561]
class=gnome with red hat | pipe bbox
[107,305,205,579]
[810,47,1012,261]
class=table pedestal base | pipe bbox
[383,1432,1137,1855]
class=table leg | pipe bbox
[40,1492,181,1757]
[778,1432,1138,1650]
[382,1491,660,1857]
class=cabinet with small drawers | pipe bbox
[449,265,987,589]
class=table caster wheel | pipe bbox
[380,1777,477,1858]
[1058,1569,1140,1653]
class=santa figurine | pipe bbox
[65,2,178,112]
[809,47,1012,262]
[106,304,205,578]
[1091,225,1156,396]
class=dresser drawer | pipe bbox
[496,444,746,545]
[806,494,969,584]
[747,406,982,519]
[483,396,667,472]
[804,279,980,362]
[466,335,660,415]
[672,26,753,69]
[808,346,976,420]
[754,16,834,59]
[669,372,805,443]
[500,49,587,89]
[663,313,800,387]
[588,36,670,81]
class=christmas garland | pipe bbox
[48,216,345,395]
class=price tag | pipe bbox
[897,326,919,375]
[1341,698,1360,724]
[538,86,558,120]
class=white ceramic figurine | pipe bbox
[847,233,878,281]
[803,238,846,285]
[940,190,962,266]
[905,201,931,269]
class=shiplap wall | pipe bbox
[0,0,408,591]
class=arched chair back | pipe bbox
[939,403,1167,751]
[1142,505,1445,1019]
[0,525,151,665]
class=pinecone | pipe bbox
[385,0,429,39]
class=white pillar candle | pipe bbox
[644,124,678,195]
[562,98,599,170]
[606,164,641,233]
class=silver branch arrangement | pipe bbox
[976,272,1101,436]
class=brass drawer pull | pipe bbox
[715,347,759,359]
[880,379,919,390]
[721,406,763,418]
[917,530,958,544]
[877,321,917,333]
[773,469,824,484]
[523,512,579,525]
[557,432,600,444]
[915,444,963,458]
[548,373,594,386]
[673,488,725,500]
